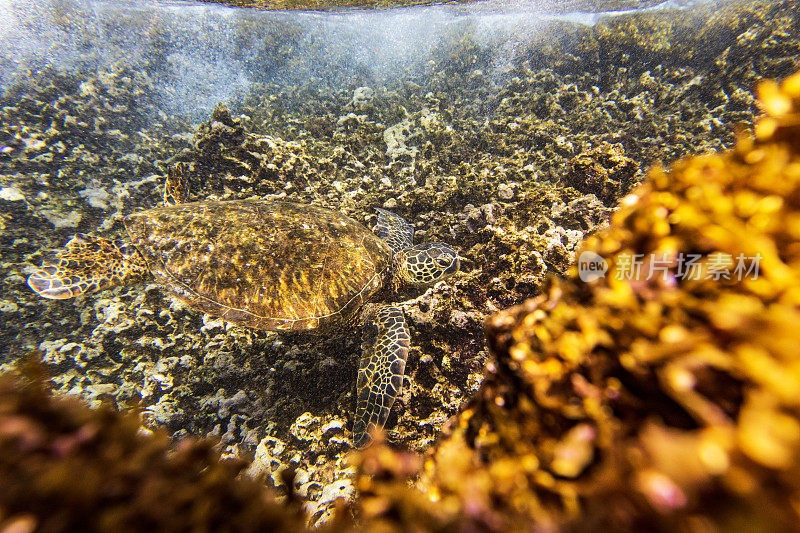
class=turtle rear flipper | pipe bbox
[27,234,147,300]
[27,263,98,299]
[353,305,410,448]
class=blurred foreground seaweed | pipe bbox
[4,68,800,531]
[0,360,310,533]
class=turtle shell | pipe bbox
[123,200,392,332]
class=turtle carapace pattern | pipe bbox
[125,200,392,333]
[27,196,459,448]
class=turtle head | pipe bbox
[397,243,459,287]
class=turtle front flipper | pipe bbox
[374,208,414,253]
[27,234,148,299]
[354,305,410,448]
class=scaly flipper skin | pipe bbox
[27,234,148,299]
[374,208,414,253]
[354,305,410,448]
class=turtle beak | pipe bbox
[445,255,460,277]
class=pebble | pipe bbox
[0,187,24,201]
[497,183,514,200]
[42,209,82,229]
[0,301,19,313]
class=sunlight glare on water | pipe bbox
[0,0,703,117]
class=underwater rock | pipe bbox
[383,116,419,161]
[187,106,313,197]
[0,187,25,202]
[347,86,374,111]
[562,143,637,205]
[41,209,81,229]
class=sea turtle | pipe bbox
[26,173,460,448]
